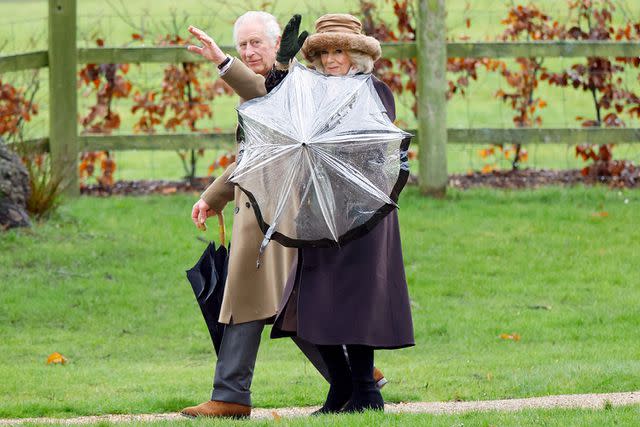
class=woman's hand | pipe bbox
[276,14,308,65]
[191,199,217,230]
[187,26,228,65]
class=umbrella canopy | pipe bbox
[230,62,411,254]
[186,214,228,355]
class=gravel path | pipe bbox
[1,391,638,425]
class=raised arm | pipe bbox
[187,25,267,101]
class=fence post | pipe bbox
[48,0,78,196]
[417,0,447,197]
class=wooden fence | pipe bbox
[1,0,640,196]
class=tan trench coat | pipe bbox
[200,59,295,325]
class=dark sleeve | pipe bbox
[265,67,289,93]
[372,78,396,122]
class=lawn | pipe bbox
[1,186,639,420]
[2,1,640,424]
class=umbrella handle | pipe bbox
[217,212,226,246]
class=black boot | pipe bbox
[312,345,352,415]
[342,345,384,412]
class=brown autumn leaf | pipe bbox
[499,333,521,341]
[591,211,609,218]
[46,352,68,365]
[271,411,282,421]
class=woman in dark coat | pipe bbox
[268,13,414,414]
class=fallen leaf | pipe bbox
[161,187,177,194]
[46,352,68,365]
[591,211,609,218]
[271,410,281,421]
[499,333,521,341]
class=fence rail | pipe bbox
[4,41,640,73]
[0,51,48,73]
[19,128,640,156]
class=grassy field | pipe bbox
[1,186,639,420]
[2,5,640,423]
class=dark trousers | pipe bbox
[211,319,329,406]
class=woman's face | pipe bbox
[320,48,352,76]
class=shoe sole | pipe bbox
[179,412,249,419]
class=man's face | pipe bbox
[236,19,280,76]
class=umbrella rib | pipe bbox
[231,145,299,182]
[272,149,303,224]
[311,131,408,146]
[241,115,301,146]
[304,148,340,243]
[260,149,303,243]
[308,79,367,140]
[311,145,396,207]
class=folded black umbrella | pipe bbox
[186,213,228,355]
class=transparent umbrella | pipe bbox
[230,62,411,264]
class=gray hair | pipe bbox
[311,50,375,74]
[233,11,281,48]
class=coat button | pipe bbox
[234,207,240,214]
[245,202,251,208]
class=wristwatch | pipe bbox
[217,55,231,69]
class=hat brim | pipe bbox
[302,32,381,63]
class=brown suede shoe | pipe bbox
[373,367,388,389]
[180,400,251,419]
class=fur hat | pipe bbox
[301,14,381,63]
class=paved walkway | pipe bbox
[1,391,639,425]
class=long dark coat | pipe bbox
[270,76,415,350]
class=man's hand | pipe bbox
[191,199,217,230]
[187,26,228,65]
[276,15,308,65]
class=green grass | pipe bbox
[1,186,639,419]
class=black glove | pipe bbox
[276,14,309,64]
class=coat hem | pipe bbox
[222,313,277,326]
[270,328,414,350]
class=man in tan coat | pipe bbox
[182,12,323,419]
